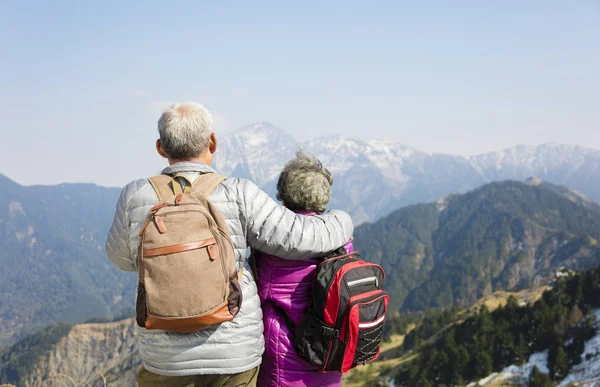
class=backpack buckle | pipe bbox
[321,326,339,338]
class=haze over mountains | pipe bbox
[1,123,600,347]
[2,123,600,385]
[215,123,600,224]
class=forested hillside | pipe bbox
[0,174,134,347]
[395,265,600,386]
[353,179,600,312]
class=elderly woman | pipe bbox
[254,151,352,387]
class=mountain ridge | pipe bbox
[353,179,600,312]
[214,123,600,224]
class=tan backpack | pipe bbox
[135,172,241,333]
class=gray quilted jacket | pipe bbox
[105,162,354,376]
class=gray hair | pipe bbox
[157,102,213,160]
[276,150,333,214]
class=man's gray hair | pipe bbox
[276,150,333,214]
[158,102,213,160]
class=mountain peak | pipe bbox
[0,173,24,196]
[526,176,543,186]
[214,123,298,186]
[242,121,276,130]
[233,122,293,137]
[0,173,21,187]
[526,178,599,210]
[224,122,297,149]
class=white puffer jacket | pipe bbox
[105,162,354,376]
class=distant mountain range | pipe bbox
[2,122,600,355]
[215,123,600,224]
[0,174,134,348]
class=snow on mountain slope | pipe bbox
[467,351,550,386]
[215,124,422,185]
[213,122,296,186]
[469,310,600,387]
[467,144,596,181]
[365,139,418,183]
[559,309,600,386]
[212,123,600,223]
[214,124,426,223]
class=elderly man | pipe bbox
[106,102,354,387]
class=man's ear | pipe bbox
[209,133,218,154]
[156,139,168,159]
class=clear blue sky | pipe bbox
[1,1,598,187]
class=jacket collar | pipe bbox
[294,210,317,216]
[161,162,218,176]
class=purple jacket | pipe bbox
[255,212,352,387]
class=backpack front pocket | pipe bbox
[355,315,385,364]
[341,293,388,373]
[143,237,227,317]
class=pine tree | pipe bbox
[554,346,568,380]
[495,331,517,369]
[529,366,553,387]
[457,347,472,381]
[506,295,519,310]
[517,333,528,365]
[419,375,432,387]
[473,350,493,379]
[407,360,421,385]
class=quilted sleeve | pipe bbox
[239,179,354,259]
[105,181,140,272]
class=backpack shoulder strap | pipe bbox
[191,172,227,200]
[148,175,177,202]
[273,302,296,332]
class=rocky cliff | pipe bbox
[0,318,139,387]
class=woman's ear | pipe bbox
[156,139,168,159]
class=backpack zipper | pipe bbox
[347,276,379,288]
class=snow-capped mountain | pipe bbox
[214,122,600,224]
[214,122,297,187]
[468,143,600,188]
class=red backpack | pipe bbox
[293,249,388,373]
